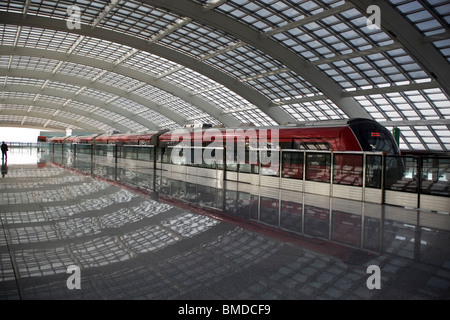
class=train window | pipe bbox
[293,140,331,151]
[279,141,293,149]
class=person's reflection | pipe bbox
[1,160,7,177]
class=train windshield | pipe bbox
[348,119,400,155]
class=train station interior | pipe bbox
[0,0,449,301]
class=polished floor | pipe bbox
[1,148,450,300]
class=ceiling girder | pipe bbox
[0,106,102,132]
[140,0,372,120]
[349,0,450,97]
[0,92,134,133]
[0,12,295,125]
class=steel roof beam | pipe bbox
[0,91,136,133]
[0,12,290,125]
[0,45,240,128]
[140,0,372,120]
[0,107,102,132]
[0,66,187,128]
[0,122,66,131]
[349,0,450,97]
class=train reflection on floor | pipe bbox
[50,153,450,267]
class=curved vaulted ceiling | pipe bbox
[0,0,449,151]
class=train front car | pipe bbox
[346,118,404,187]
[346,118,400,155]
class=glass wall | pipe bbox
[333,154,363,186]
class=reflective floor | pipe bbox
[1,148,450,300]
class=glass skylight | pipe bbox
[0,0,447,151]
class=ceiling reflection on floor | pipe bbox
[48,152,450,268]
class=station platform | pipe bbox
[1,147,450,300]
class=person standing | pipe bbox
[1,141,8,163]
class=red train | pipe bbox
[48,118,403,185]
[49,118,399,153]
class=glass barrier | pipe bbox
[259,149,279,176]
[53,143,63,153]
[95,145,108,156]
[365,154,383,189]
[137,146,153,162]
[77,144,92,155]
[306,152,331,183]
[333,154,363,186]
[387,156,417,193]
[280,201,302,234]
[421,157,450,197]
[304,204,329,239]
[260,196,279,226]
[281,151,304,179]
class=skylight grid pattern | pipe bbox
[0,115,76,129]
[54,110,79,119]
[0,1,30,14]
[71,37,132,64]
[163,68,220,93]
[197,87,253,112]
[432,124,450,150]
[231,109,277,127]
[204,45,285,79]
[164,98,212,120]
[117,117,148,132]
[83,115,112,128]
[0,24,21,45]
[186,114,221,126]
[58,62,101,81]
[137,110,177,128]
[47,80,81,93]
[47,119,83,130]
[94,108,125,121]
[37,94,69,105]
[356,88,450,122]
[101,1,180,40]
[82,88,116,103]
[215,0,343,33]
[17,26,80,52]
[270,9,395,63]
[385,125,447,151]
[316,48,431,90]
[0,56,59,73]
[133,85,172,102]
[389,0,449,37]
[433,38,450,62]
[281,99,347,121]
[1,91,35,100]
[69,100,98,113]
[0,104,35,112]
[160,21,239,58]
[98,72,142,93]
[1,76,45,87]
[122,51,179,77]
[246,71,322,100]
[111,97,148,114]
[25,0,102,23]
[0,115,33,123]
